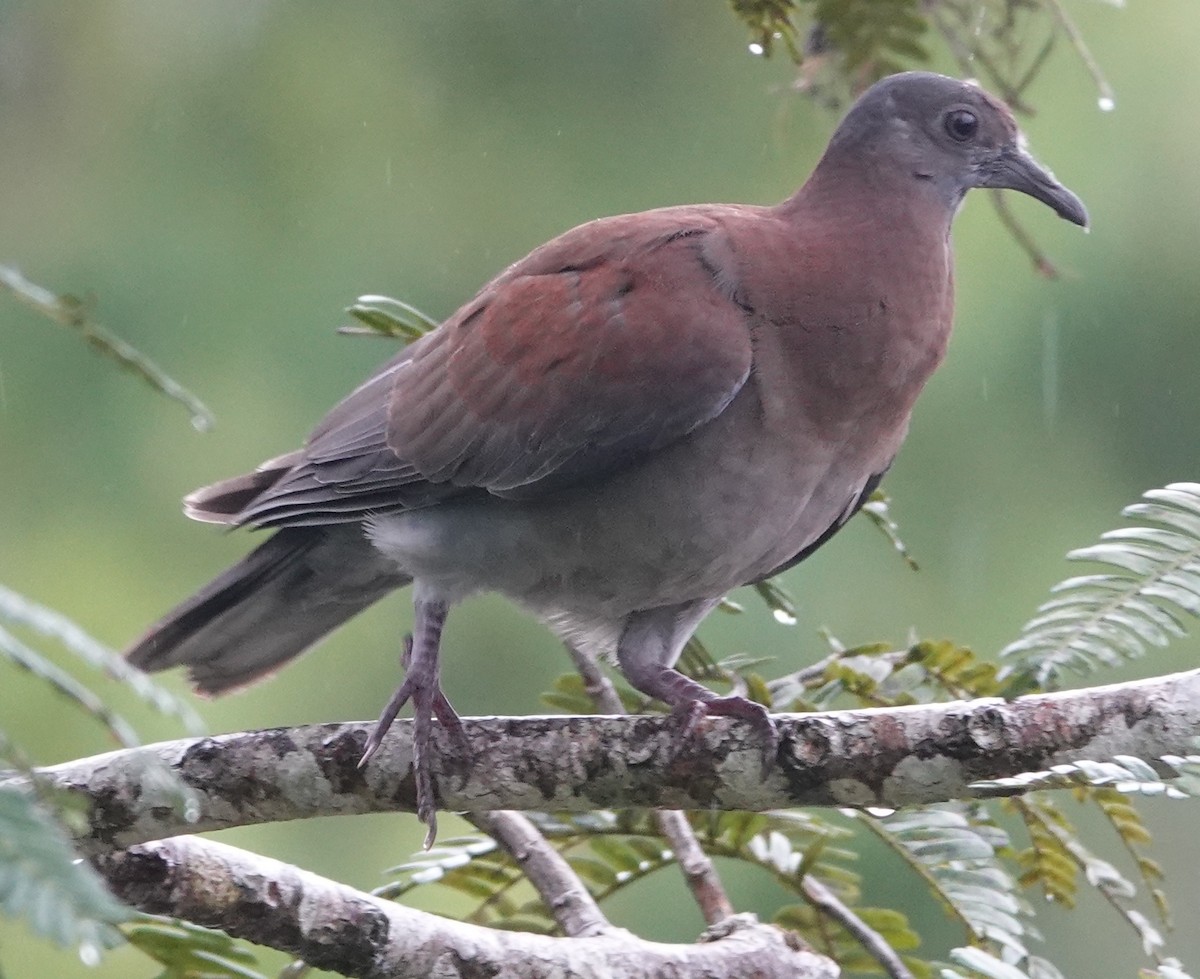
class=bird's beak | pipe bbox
[977,144,1089,228]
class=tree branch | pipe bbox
[654,809,734,925]
[472,810,611,937]
[93,836,835,979]
[801,875,914,979]
[30,668,1200,855]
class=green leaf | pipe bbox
[0,264,213,431]
[123,916,266,979]
[907,640,1002,698]
[588,836,644,875]
[853,906,922,950]
[707,810,770,850]
[677,635,724,681]
[566,857,618,889]
[728,0,802,61]
[0,623,140,748]
[1001,483,1200,688]
[752,578,799,625]
[814,0,928,81]
[0,584,204,735]
[0,787,129,959]
[948,945,1030,979]
[539,674,600,715]
[861,488,919,570]
[342,294,439,343]
[776,900,929,975]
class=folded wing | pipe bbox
[189,208,757,529]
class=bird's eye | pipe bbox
[944,109,978,142]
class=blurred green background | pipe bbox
[2,1,1198,975]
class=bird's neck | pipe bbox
[753,156,958,436]
[782,147,959,243]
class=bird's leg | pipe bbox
[617,604,779,771]
[398,632,469,755]
[358,596,461,846]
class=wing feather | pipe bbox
[213,206,757,528]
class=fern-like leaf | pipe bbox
[974,755,1195,801]
[124,916,267,979]
[0,585,203,736]
[0,623,140,749]
[1008,797,1080,909]
[770,637,1001,712]
[1000,483,1200,689]
[0,786,129,961]
[861,488,920,570]
[974,749,1185,927]
[812,0,929,77]
[944,944,1064,979]
[1140,960,1196,979]
[1008,796,1170,961]
[862,804,1052,974]
[1091,786,1169,927]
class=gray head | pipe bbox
[823,71,1088,227]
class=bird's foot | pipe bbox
[671,694,778,773]
[399,631,471,763]
[358,629,466,848]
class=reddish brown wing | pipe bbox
[232,207,754,527]
[386,209,754,496]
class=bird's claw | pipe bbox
[359,630,469,847]
[670,695,778,774]
[357,673,417,768]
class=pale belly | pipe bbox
[366,389,892,625]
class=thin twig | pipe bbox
[989,190,1062,278]
[801,875,916,979]
[472,810,612,938]
[1013,30,1059,100]
[929,5,1035,114]
[0,264,214,431]
[653,810,734,925]
[0,624,140,749]
[564,642,624,714]
[1043,0,1115,110]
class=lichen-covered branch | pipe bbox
[94,836,834,979]
[29,668,1200,855]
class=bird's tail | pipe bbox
[126,526,410,694]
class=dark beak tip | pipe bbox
[1059,196,1090,230]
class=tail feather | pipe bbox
[127,526,409,694]
[183,451,303,525]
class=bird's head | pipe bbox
[824,71,1088,228]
